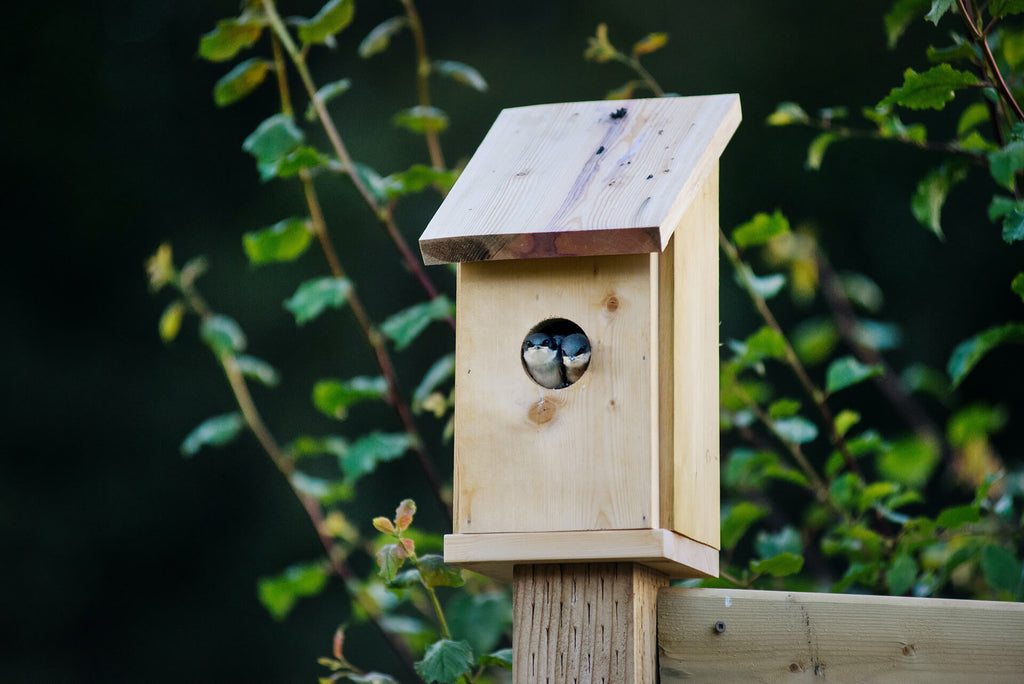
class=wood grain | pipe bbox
[419,95,741,264]
[513,563,667,683]
[659,587,1024,682]
[444,529,719,582]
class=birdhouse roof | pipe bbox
[419,95,741,264]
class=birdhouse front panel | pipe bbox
[454,253,660,534]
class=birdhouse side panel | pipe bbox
[453,255,659,534]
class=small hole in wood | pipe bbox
[522,318,591,389]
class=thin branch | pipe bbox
[400,0,446,171]
[957,0,1024,121]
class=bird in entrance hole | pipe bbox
[561,333,591,384]
[522,333,564,389]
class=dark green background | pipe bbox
[5,1,1021,681]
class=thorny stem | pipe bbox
[956,0,1024,122]
[400,0,446,171]
[261,0,453,322]
[720,229,861,477]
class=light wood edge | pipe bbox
[444,529,719,582]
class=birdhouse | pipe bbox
[419,96,741,581]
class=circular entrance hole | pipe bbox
[520,318,591,389]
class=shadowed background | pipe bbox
[5,1,1021,681]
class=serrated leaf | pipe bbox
[414,352,456,407]
[750,552,804,577]
[992,0,1024,17]
[159,300,185,343]
[887,553,918,595]
[199,19,262,62]
[258,562,329,620]
[393,106,449,134]
[360,16,408,58]
[773,416,819,444]
[826,356,884,394]
[313,376,388,420]
[879,64,979,110]
[632,32,668,56]
[381,296,454,351]
[242,114,304,181]
[731,210,790,248]
[383,164,458,198]
[235,355,280,387]
[806,132,839,170]
[884,0,930,48]
[721,502,768,549]
[200,314,247,356]
[982,545,1022,594]
[243,218,312,265]
[766,102,809,126]
[926,42,977,64]
[296,0,355,45]
[417,555,465,588]
[341,432,413,484]
[925,0,956,24]
[181,412,245,456]
[415,639,475,684]
[877,435,940,488]
[284,277,352,325]
[948,322,1024,387]
[433,60,488,92]
[911,163,968,238]
[213,58,272,107]
[306,78,352,121]
[936,503,982,527]
[479,648,513,669]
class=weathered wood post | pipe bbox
[419,96,741,682]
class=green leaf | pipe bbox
[948,322,1024,387]
[755,526,802,559]
[287,435,348,460]
[242,114,304,181]
[159,300,185,343]
[200,314,247,356]
[854,320,902,351]
[383,164,459,198]
[766,102,809,126]
[415,639,475,684]
[926,42,977,64]
[723,449,777,489]
[948,403,1007,447]
[413,352,456,407]
[901,363,951,403]
[274,146,329,178]
[925,0,956,24]
[479,648,514,669]
[981,545,1022,594]
[762,464,809,488]
[376,543,408,583]
[296,0,355,45]
[290,471,352,504]
[876,435,940,488]
[839,272,885,313]
[879,64,980,110]
[826,356,884,394]
[738,264,786,299]
[884,0,930,48]
[181,412,245,456]
[417,555,465,588]
[235,354,280,387]
[381,296,454,351]
[835,409,861,437]
[773,416,819,444]
[936,503,982,527]
[911,163,968,238]
[739,326,787,364]
[887,553,918,595]
[1013,273,1024,303]
[213,58,272,107]
[988,141,1024,190]
[199,19,263,62]
[632,32,668,56]
[258,562,329,620]
[1003,28,1024,69]
[992,0,1024,17]
[359,16,408,58]
[721,502,769,549]
[313,376,388,420]
[433,60,489,93]
[447,591,512,658]
[958,102,990,135]
[792,318,839,365]
[859,481,898,512]
[768,398,801,420]
[750,552,804,577]
[284,277,353,325]
[806,132,839,170]
[341,432,413,483]
[393,106,450,134]
[731,210,790,248]
[306,79,352,121]
[348,674,400,684]
[243,218,312,265]
[352,162,391,203]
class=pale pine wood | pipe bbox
[513,563,667,683]
[659,587,1024,682]
[454,254,659,534]
[668,164,720,547]
[444,530,719,582]
[420,96,741,264]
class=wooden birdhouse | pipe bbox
[419,96,741,581]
